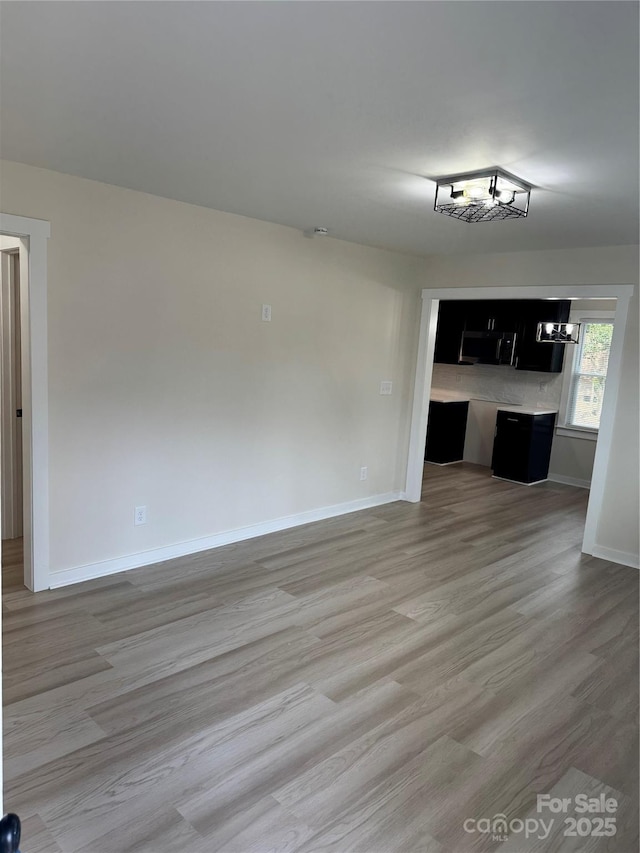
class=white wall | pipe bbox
[594,285,639,563]
[1,159,637,579]
[0,160,425,580]
[424,246,639,565]
[548,434,596,487]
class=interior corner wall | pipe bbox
[594,284,639,564]
[423,244,639,565]
[548,435,597,486]
[0,160,426,581]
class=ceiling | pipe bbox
[1,1,638,257]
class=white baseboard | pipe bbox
[492,475,549,487]
[547,473,591,490]
[591,545,639,570]
[48,491,405,589]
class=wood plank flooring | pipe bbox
[2,464,638,852]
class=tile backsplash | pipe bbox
[432,363,563,410]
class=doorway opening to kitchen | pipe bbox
[405,285,633,565]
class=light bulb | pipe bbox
[565,324,574,334]
[495,190,515,204]
[463,185,487,200]
[545,323,555,335]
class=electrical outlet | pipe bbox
[539,381,547,391]
[360,466,368,481]
[261,304,272,322]
[379,381,393,395]
[134,506,147,526]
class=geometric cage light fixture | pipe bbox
[536,322,581,344]
[434,167,532,223]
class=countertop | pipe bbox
[496,406,558,416]
[429,394,471,404]
[429,390,557,416]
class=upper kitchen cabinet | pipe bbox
[434,300,519,367]
[514,300,571,373]
[463,300,519,334]
[433,300,467,364]
[433,298,572,373]
[434,300,515,365]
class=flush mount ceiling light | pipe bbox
[536,322,581,344]
[434,168,531,223]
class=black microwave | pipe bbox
[459,330,517,366]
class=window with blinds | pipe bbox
[566,321,614,430]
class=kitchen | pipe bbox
[425,298,616,487]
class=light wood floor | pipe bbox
[2,464,638,853]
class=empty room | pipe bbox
[0,2,638,852]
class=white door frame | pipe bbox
[1,241,24,540]
[405,284,634,559]
[0,213,50,592]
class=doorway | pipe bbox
[1,239,25,590]
[405,285,634,562]
[0,213,51,592]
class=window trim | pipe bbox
[557,309,615,440]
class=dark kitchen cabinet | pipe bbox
[434,301,466,364]
[434,300,516,365]
[425,400,469,464]
[491,409,557,484]
[463,300,518,334]
[434,299,572,372]
[515,300,571,373]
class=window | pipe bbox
[558,311,615,439]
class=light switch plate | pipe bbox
[380,381,393,395]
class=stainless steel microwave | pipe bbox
[459,330,518,366]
